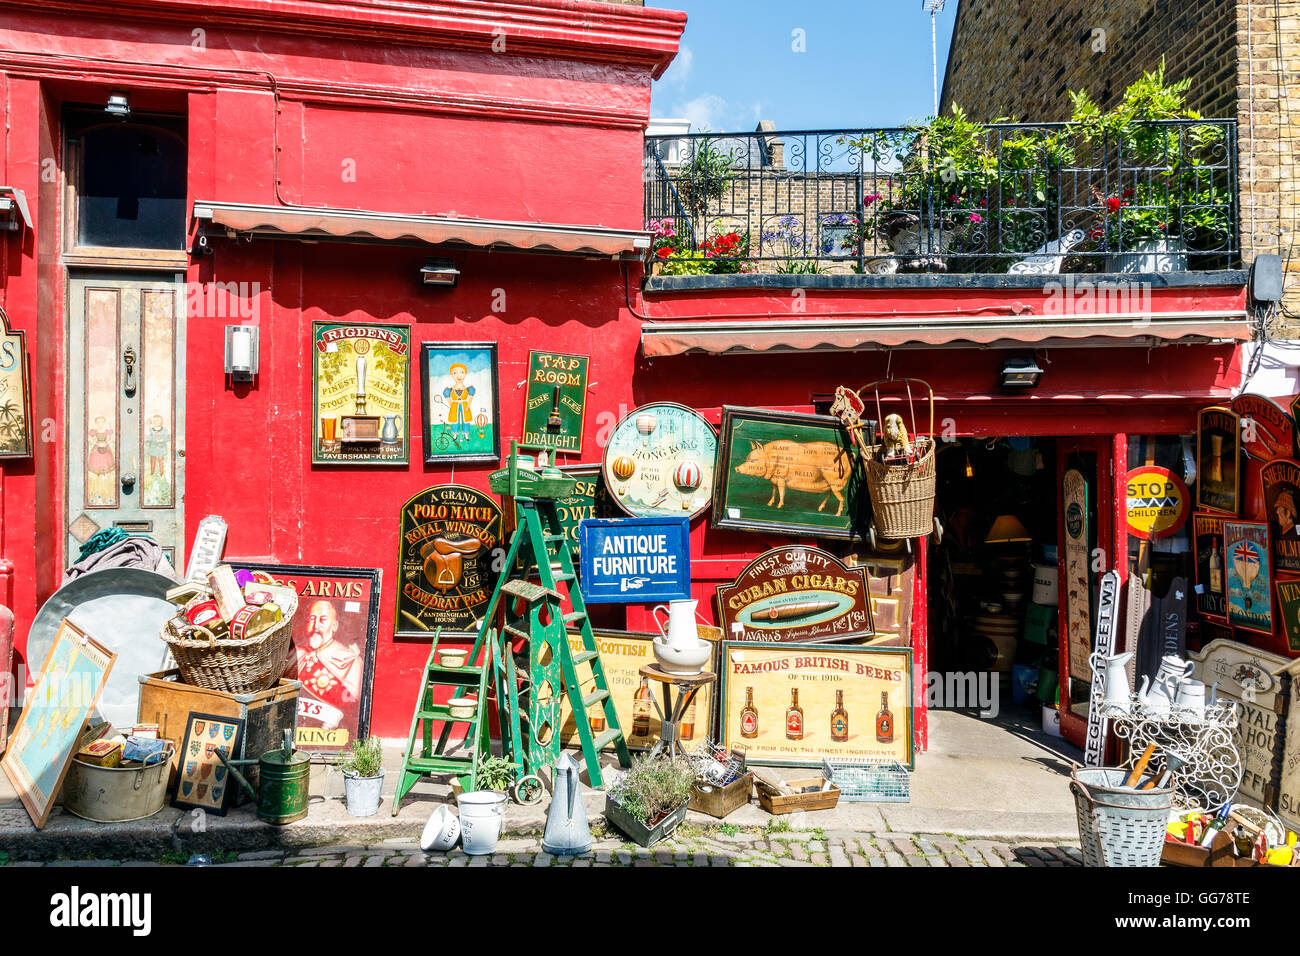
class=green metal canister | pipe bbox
[217,729,312,825]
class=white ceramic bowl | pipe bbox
[421,804,461,851]
[439,650,468,668]
[652,637,711,675]
[448,697,477,719]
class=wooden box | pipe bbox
[1160,831,1237,867]
[137,670,300,803]
[689,773,753,819]
[755,775,840,815]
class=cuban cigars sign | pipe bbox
[1124,466,1190,539]
[578,517,690,604]
[715,546,874,644]
[522,350,588,455]
[1233,394,1294,461]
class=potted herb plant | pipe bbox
[604,753,695,848]
[339,736,385,817]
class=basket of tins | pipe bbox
[160,566,298,695]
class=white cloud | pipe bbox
[676,93,729,132]
[660,44,693,86]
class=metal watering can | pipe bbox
[541,752,590,856]
[216,729,312,825]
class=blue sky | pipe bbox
[650,0,959,131]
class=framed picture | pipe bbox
[716,546,874,644]
[711,406,862,539]
[718,641,913,768]
[1232,394,1294,461]
[395,485,503,637]
[1,620,116,827]
[602,402,717,521]
[0,308,33,459]
[227,563,381,754]
[1276,579,1300,652]
[1224,520,1273,635]
[558,630,715,752]
[172,711,245,816]
[521,350,588,456]
[1261,459,1300,575]
[419,342,499,464]
[311,322,410,465]
[1196,406,1241,515]
[578,517,691,604]
[1192,512,1227,620]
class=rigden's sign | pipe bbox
[715,546,873,644]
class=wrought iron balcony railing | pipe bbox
[644,119,1238,276]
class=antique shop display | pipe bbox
[1261,459,1300,574]
[395,485,502,636]
[1,620,116,827]
[0,307,32,458]
[1197,406,1241,514]
[228,564,380,754]
[578,516,691,604]
[503,463,609,571]
[650,598,713,676]
[172,711,245,817]
[1224,520,1273,634]
[1233,394,1294,461]
[311,322,410,465]
[1124,466,1190,539]
[715,545,874,644]
[521,349,588,455]
[1193,512,1227,619]
[1062,468,1093,685]
[542,752,592,855]
[718,641,913,767]
[62,740,173,823]
[712,405,860,539]
[601,402,717,520]
[419,342,499,464]
[184,514,228,584]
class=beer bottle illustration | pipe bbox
[740,686,758,739]
[875,691,894,744]
[680,694,697,740]
[785,687,804,740]
[831,689,849,742]
[632,678,653,740]
[1208,537,1222,594]
[589,703,606,735]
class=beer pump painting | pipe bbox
[1196,406,1240,515]
[602,402,717,521]
[312,322,410,465]
[1224,520,1273,635]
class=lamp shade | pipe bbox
[985,514,1031,544]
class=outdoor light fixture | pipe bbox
[0,187,32,233]
[105,92,131,120]
[1000,356,1044,389]
[224,325,259,382]
[420,258,460,288]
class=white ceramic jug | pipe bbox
[1090,650,1134,715]
[652,599,700,651]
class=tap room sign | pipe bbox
[578,517,690,604]
[715,546,874,644]
[522,350,588,455]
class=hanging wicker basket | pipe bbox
[160,592,298,695]
[850,378,937,540]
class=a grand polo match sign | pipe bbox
[578,517,690,604]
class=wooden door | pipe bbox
[66,274,186,568]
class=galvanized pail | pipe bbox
[62,751,173,823]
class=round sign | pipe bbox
[1124,466,1190,540]
[602,402,716,520]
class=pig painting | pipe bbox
[734,439,851,515]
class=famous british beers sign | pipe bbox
[395,486,503,636]
[1124,466,1190,539]
[1261,459,1300,574]
[1197,406,1241,514]
[715,546,874,644]
[521,350,588,455]
[312,322,410,465]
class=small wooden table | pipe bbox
[638,664,716,761]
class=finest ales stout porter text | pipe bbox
[875,691,894,744]
[831,689,849,742]
[740,686,758,739]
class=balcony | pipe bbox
[644,118,1238,279]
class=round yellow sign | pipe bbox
[1125,466,1190,540]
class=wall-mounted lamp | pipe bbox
[1000,356,1043,389]
[0,187,32,233]
[105,92,131,121]
[420,258,460,288]
[224,325,259,383]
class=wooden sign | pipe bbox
[0,308,33,458]
[1233,394,1294,461]
[1225,520,1273,635]
[312,322,410,465]
[715,546,874,644]
[602,402,717,521]
[1192,512,1227,619]
[1189,639,1289,809]
[1291,393,1300,460]
[1196,406,1241,514]
[718,641,913,768]
[1276,580,1300,652]
[1124,465,1190,539]
[1062,469,1093,684]
[172,711,245,817]
[1137,576,1188,689]
[395,485,503,636]
[522,350,588,455]
[1261,459,1300,574]
[1084,570,1120,768]
[1277,662,1300,830]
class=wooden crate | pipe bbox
[1160,831,1237,867]
[689,774,753,819]
[137,670,300,803]
[756,776,840,815]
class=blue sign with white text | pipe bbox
[578,517,691,604]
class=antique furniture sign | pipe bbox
[1233,394,1294,461]
[1062,468,1093,684]
[1225,520,1273,634]
[1196,406,1240,514]
[602,402,717,521]
[578,517,690,604]
[715,546,873,644]
[712,406,861,540]
[1261,459,1300,574]
[1277,580,1300,652]
[396,486,503,636]
[718,641,913,768]
[419,342,499,464]
[1,620,115,828]
[522,350,588,455]
[312,322,410,465]
[1192,512,1227,619]
[172,711,244,817]
[229,563,381,754]
[0,308,32,458]
[1123,466,1190,539]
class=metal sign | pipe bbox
[1233,394,1294,461]
[602,402,717,521]
[1062,468,1093,684]
[1084,570,1120,768]
[578,517,690,605]
[1124,465,1190,540]
[715,546,873,644]
[184,514,228,583]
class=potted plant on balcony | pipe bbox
[604,753,695,848]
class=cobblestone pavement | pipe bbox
[1,828,1083,867]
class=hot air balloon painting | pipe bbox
[1225,520,1273,634]
[611,454,636,495]
[603,403,717,521]
[674,460,702,510]
[635,413,659,448]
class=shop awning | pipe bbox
[193,201,651,259]
[640,310,1251,357]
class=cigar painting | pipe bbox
[716,546,874,644]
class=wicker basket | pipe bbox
[1070,766,1173,867]
[853,379,937,540]
[160,592,298,695]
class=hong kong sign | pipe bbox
[715,546,874,644]
[578,517,690,604]
[1124,466,1190,540]
[395,485,502,636]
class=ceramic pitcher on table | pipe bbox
[652,599,701,650]
[1137,674,1175,717]
[1090,650,1134,716]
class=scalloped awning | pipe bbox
[193,201,651,259]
